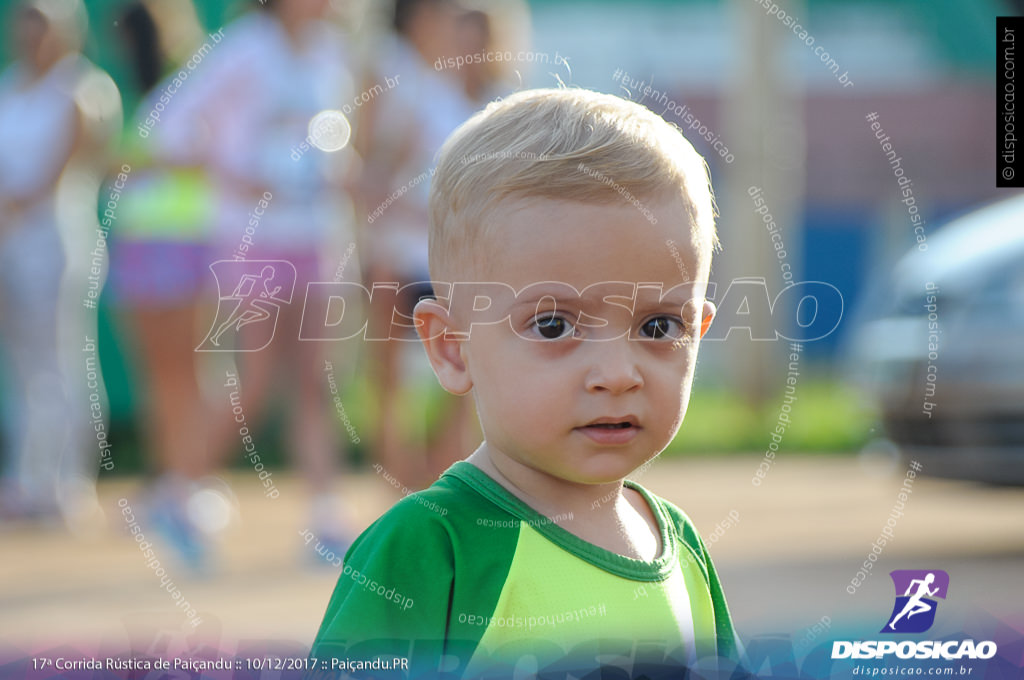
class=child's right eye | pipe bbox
[532,315,575,340]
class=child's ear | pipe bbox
[413,298,473,395]
[699,300,716,339]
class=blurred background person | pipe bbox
[454,9,497,105]
[453,4,530,106]
[452,4,528,106]
[354,0,478,488]
[107,0,219,569]
[150,0,359,558]
[0,0,120,529]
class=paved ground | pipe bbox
[2,454,1023,658]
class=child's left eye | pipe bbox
[638,317,685,340]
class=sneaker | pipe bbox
[139,479,210,575]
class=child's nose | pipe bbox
[583,339,644,394]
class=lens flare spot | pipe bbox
[307,110,351,152]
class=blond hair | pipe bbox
[428,87,718,281]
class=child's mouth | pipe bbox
[577,417,640,444]
[582,415,639,429]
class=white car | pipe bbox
[848,194,1024,483]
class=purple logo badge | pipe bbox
[881,569,949,634]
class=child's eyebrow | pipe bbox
[508,283,704,310]
[633,300,701,319]
[633,284,706,316]
[510,284,634,309]
[509,293,581,311]
[503,282,582,305]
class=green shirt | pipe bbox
[309,461,741,678]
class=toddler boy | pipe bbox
[310,87,742,679]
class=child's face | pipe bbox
[436,195,715,485]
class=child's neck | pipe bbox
[466,445,663,561]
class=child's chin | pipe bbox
[569,460,648,485]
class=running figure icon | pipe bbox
[197,260,297,352]
[881,569,949,634]
[210,265,283,346]
[888,572,939,630]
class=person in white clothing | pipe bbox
[354,0,479,488]
[152,0,358,554]
[0,0,121,528]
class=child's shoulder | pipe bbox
[351,463,502,551]
[375,461,499,514]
